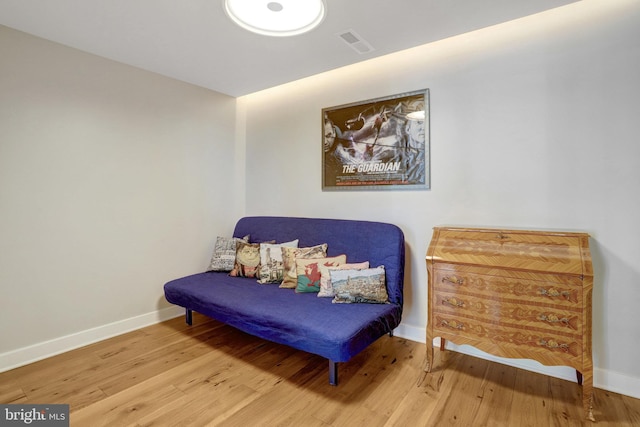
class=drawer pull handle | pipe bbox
[441,320,464,330]
[443,297,465,308]
[539,313,570,326]
[539,339,570,352]
[442,276,464,285]
[540,288,571,299]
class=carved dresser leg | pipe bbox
[425,343,434,372]
[583,373,595,422]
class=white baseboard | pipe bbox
[0,306,184,373]
[594,367,640,399]
[394,322,640,400]
[394,322,425,343]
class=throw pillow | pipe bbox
[317,261,370,297]
[257,239,299,284]
[331,266,389,304]
[229,241,262,278]
[280,244,328,289]
[295,255,347,293]
[207,235,249,272]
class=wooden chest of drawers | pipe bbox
[425,227,594,420]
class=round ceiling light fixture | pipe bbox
[224,0,326,37]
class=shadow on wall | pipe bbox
[401,242,417,322]
[589,236,607,372]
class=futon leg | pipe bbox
[185,308,193,326]
[329,360,338,386]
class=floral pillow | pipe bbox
[207,235,249,272]
[295,255,347,293]
[318,261,370,297]
[330,266,389,304]
[257,239,299,284]
[280,244,328,289]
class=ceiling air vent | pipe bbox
[337,29,374,54]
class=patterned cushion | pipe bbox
[318,261,370,297]
[330,266,389,304]
[207,235,249,272]
[295,255,347,293]
[257,240,299,284]
[280,244,328,289]
[229,241,262,278]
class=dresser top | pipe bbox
[427,227,592,277]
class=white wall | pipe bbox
[241,0,640,397]
[0,26,240,368]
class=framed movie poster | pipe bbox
[322,89,429,191]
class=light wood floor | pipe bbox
[2,312,639,426]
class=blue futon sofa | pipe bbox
[163,216,405,385]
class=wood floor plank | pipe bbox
[306,338,409,425]
[548,376,585,425]
[300,354,390,425]
[96,323,244,396]
[14,352,109,409]
[469,361,518,426]
[330,404,388,427]
[360,338,422,418]
[2,316,639,426]
[94,327,194,364]
[622,394,640,426]
[0,340,109,388]
[383,377,436,427]
[0,384,26,404]
[398,350,480,426]
[217,377,323,426]
[71,383,185,426]
[136,384,261,427]
[425,350,492,424]
[506,368,554,426]
[592,389,640,427]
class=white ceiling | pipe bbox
[0,0,578,97]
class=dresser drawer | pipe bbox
[432,290,582,336]
[432,264,583,308]
[432,312,582,367]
